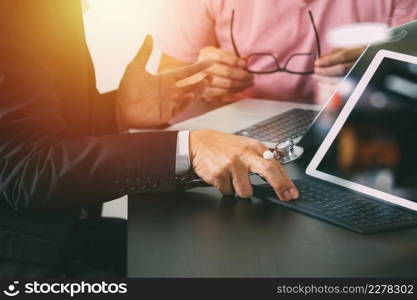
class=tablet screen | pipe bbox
[298,21,417,167]
[317,57,417,201]
[308,51,417,209]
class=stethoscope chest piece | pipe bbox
[273,139,304,164]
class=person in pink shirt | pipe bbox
[157,0,417,119]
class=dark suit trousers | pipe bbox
[0,217,127,278]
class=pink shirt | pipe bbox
[157,0,417,103]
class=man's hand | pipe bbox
[189,130,299,201]
[117,35,213,130]
[197,46,254,101]
[314,46,365,77]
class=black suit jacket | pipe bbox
[0,0,177,271]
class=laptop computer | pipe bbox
[254,49,417,233]
[234,107,319,144]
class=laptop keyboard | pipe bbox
[253,178,417,233]
[235,108,319,142]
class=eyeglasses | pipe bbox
[230,10,321,75]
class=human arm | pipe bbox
[0,4,181,212]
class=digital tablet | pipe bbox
[307,50,417,211]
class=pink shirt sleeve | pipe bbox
[156,0,217,63]
[390,0,417,26]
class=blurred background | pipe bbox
[83,0,165,93]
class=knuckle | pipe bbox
[214,182,225,192]
[211,169,224,180]
[225,155,238,168]
[336,65,346,74]
[261,160,275,174]
[343,64,352,72]
[243,71,251,80]
[206,88,219,98]
[224,79,233,88]
[201,172,214,184]
[207,174,218,185]
[240,144,251,153]
[339,52,348,62]
[207,64,216,72]
[235,70,244,80]
[243,80,253,88]
[215,67,226,77]
[225,68,233,77]
[271,177,287,191]
[252,139,266,150]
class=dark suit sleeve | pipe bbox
[0,5,178,213]
[91,91,120,135]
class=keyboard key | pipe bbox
[253,178,417,233]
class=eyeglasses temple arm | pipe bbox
[230,10,242,58]
[308,10,321,58]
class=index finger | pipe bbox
[315,47,364,67]
[204,48,245,67]
[170,60,213,81]
[248,155,299,201]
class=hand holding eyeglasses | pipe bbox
[314,46,366,77]
[197,46,254,101]
[230,10,321,75]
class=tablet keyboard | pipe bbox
[253,178,417,233]
[235,108,319,143]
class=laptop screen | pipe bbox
[316,56,417,203]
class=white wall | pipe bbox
[83,0,165,93]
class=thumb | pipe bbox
[132,34,153,68]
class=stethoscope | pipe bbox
[263,139,304,165]
[178,139,304,190]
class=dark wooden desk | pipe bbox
[128,184,417,277]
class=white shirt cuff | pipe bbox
[175,130,191,175]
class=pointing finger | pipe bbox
[248,155,298,201]
[170,60,213,81]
